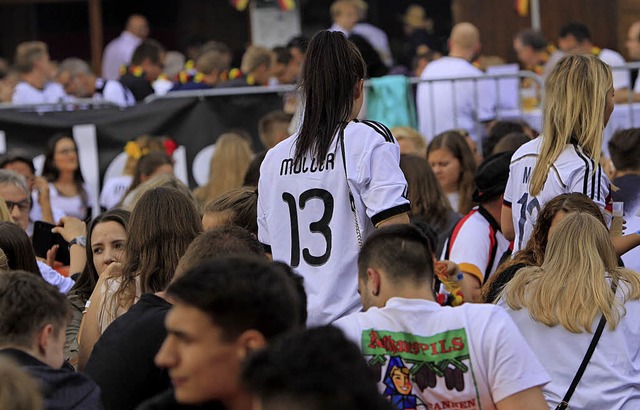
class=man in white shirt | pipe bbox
[101,14,149,81]
[0,170,74,293]
[11,41,67,105]
[56,58,135,107]
[615,21,640,103]
[416,23,497,143]
[333,224,550,410]
[558,22,629,91]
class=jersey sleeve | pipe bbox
[503,162,517,207]
[483,306,550,403]
[446,215,488,284]
[357,137,410,226]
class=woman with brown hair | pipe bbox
[399,154,461,255]
[42,134,93,220]
[427,130,477,214]
[78,187,202,370]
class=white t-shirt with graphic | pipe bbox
[504,137,611,253]
[334,298,550,410]
[258,120,410,326]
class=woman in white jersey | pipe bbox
[257,31,410,326]
[501,212,640,409]
[502,54,614,253]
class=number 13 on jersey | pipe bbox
[282,189,335,267]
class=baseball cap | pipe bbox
[472,151,514,203]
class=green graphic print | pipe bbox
[362,328,483,410]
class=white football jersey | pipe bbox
[504,137,611,253]
[442,206,511,285]
[258,119,410,326]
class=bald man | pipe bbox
[416,22,497,143]
[615,21,640,103]
[102,14,150,80]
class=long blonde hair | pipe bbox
[530,54,612,196]
[0,199,11,222]
[503,212,640,332]
[194,133,253,205]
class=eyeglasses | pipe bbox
[4,199,30,212]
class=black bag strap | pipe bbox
[555,279,618,410]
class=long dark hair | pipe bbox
[295,30,366,163]
[0,222,40,275]
[42,133,88,215]
[399,154,452,229]
[68,209,131,302]
[42,133,85,185]
[113,187,202,312]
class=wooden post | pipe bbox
[88,0,103,75]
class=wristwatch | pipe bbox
[68,235,86,249]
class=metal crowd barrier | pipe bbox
[2,61,640,136]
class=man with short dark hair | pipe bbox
[243,326,393,410]
[558,22,628,91]
[138,256,303,409]
[257,110,293,150]
[608,128,640,271]
[334,224,550,410]
[0,271,101,409]
[615,21,640,103]
[86,226,270,410]
[512,29,560,78]
[119,39,165,101]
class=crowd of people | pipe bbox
[1,1,640,410]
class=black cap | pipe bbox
[472,151,514,203]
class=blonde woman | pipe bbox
[501,54,613,253]
[501,212,640,409]
[391,126,427,158]
[194,133,253,206]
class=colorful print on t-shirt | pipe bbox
[362,328,481,410]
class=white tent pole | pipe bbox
[531,0,541,30]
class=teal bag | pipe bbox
[366,75,417,129]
